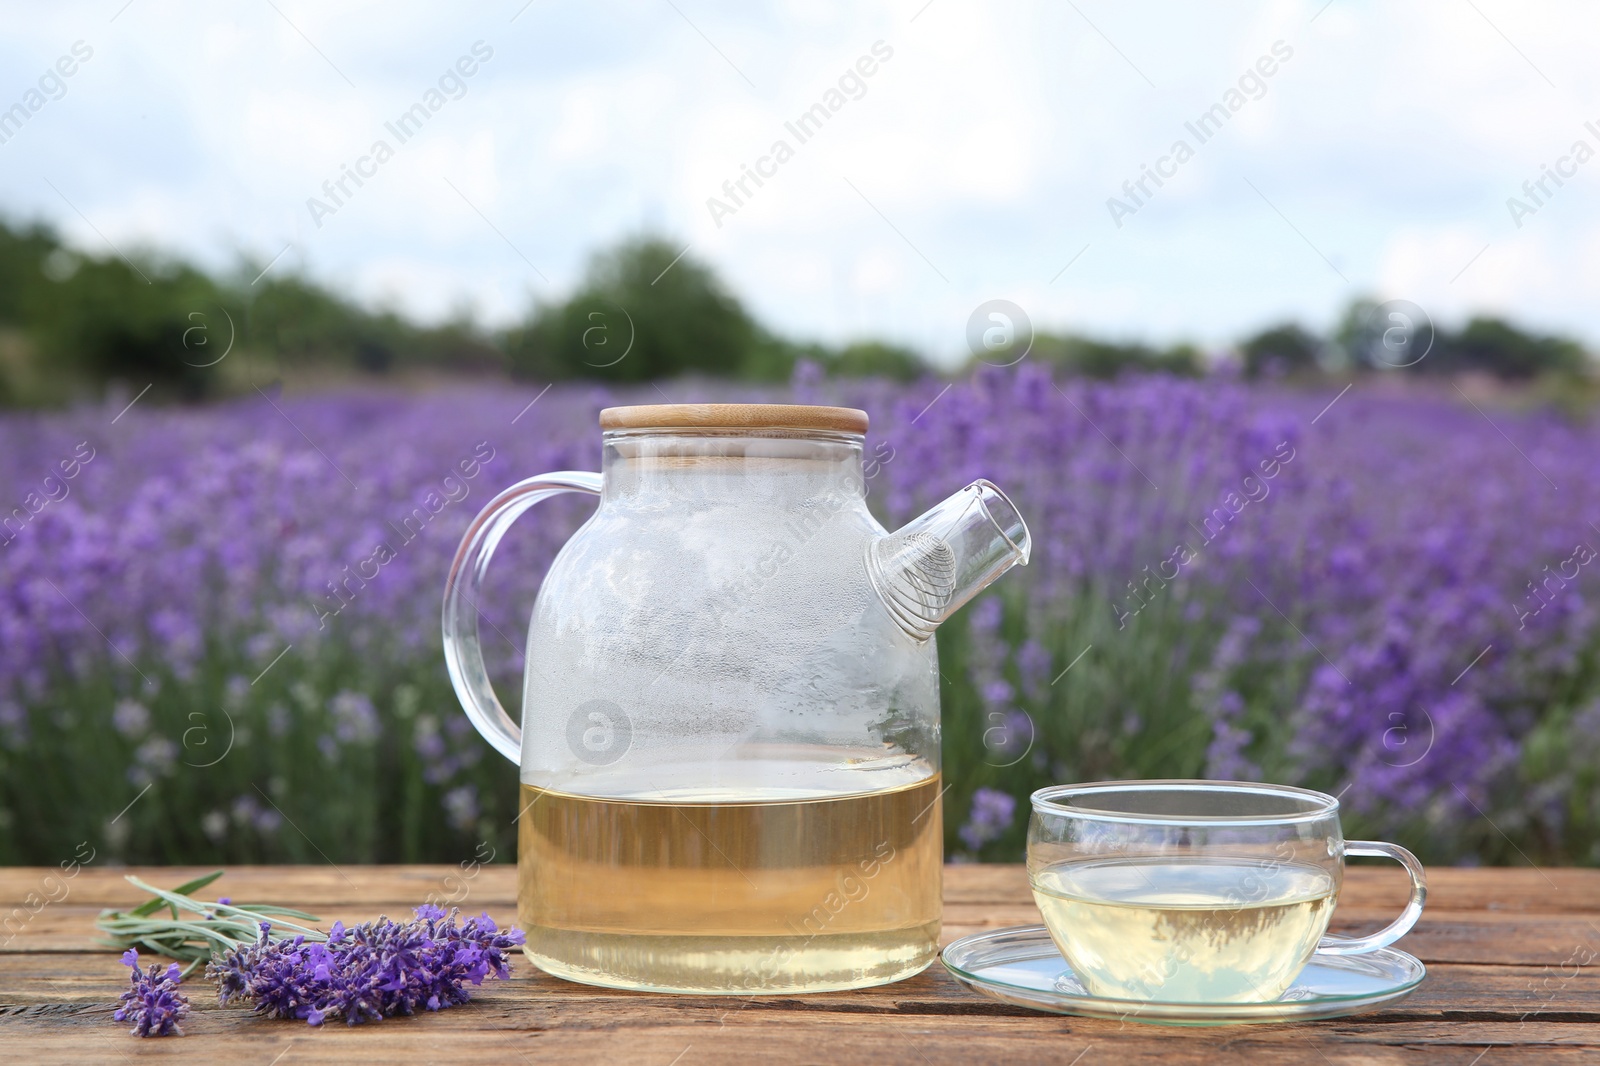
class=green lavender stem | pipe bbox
[95,871,323,977]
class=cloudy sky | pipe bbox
[2,0,1597,363]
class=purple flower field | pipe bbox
[1,365,1596,866]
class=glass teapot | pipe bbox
[443,403,1030,994]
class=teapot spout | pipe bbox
[866,479,1031,641]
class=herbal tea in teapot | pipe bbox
[517,767,942,992]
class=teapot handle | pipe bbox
[442,471,603,763]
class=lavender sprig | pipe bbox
[96,871,324,975]
[113,950,190,1037]
[208,905,525,1026]
[98,872,524,1034]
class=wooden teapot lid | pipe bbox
[599,403,868,435]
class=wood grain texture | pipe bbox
[2,865,1596,1064]
[598,403,869,434]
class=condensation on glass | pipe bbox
[443,404,1030,993]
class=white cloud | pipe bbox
[2,0,1599,365]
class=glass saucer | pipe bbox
[941,925,1425,1026]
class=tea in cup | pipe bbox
[1027,781,1427,1003]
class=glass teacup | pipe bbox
[1027,780,1427,1004]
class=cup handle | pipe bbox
[442,471,602,764]
[1317,840,1428,955]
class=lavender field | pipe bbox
[2,366,1596,867]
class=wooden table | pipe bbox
[2,864,1596,1063]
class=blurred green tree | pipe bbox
[1239,322,1322,378]
[1334,298,1589,378]
[1433,317,1587,378]
[0,217,512,404]
[54,260,223,400]
[824,340,926,380]
[505,235,771,381]
[1029,333,1201,378]
[0,220,228,401]
[11,213,1594,403]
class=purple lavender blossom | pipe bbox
[208,906,525,1026]
[114,950,190,1037]
[980,679,1015,709]
[442,784,479,832]
[1015,640,1053,701]
[328,691,379,744]
[3,375,1599,863]
[128,736,178,786]
[111,699,149,738]
[959,787,1017,851]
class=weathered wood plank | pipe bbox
[0,864,491,910]
[5,864,1595,913]
[8,905,1597,969]
[2,1007,1596,1066]
[0,865,1594,1062]
[3,956,1598,1020]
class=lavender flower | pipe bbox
[7,376,1600,864]
[328,691,379,744]
[442,784,479,832]
[959,787,1017,851]
[208,905,525,1026]
[111,699,150,738]
[1015,640,1053,701]
[128,736,178,786]
[114,950,190,1037]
